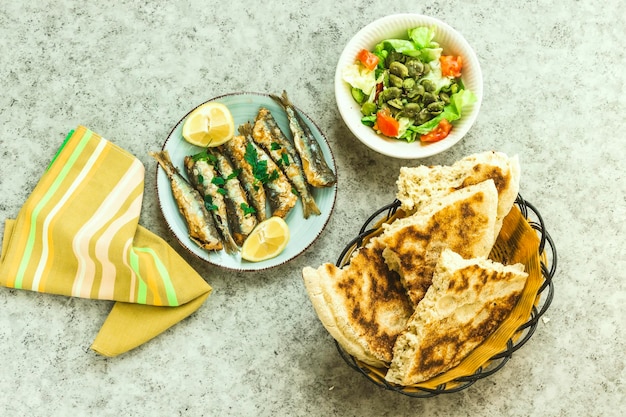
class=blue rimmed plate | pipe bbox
[155,92,338,271]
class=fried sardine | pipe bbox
[252,107,320,218]
[150,150,222,251]
[270,91,336,188]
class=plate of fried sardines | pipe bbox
[153,92,338,271]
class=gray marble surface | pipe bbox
[0,1,624,416]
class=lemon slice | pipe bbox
[182,102,235,147]
[241,217,290,262]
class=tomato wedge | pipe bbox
[420,119,452,142]
[356,49,379,71]
[376,108,399,137]
[440,55,463,78]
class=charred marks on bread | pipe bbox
[333,244,413,360]
[457,165,508,196]
[411,291,522,380]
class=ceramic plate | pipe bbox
[335,14,483,159]
[156,92,337,271]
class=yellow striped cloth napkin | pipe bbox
[0,126,212,357]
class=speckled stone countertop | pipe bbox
[0,1,624,416]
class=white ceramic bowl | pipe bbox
[335,14,483,159]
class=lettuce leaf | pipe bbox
[342,63,377,95]
[372,27,443,63]
[407,26,437,49]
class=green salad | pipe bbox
[343,26,476,143]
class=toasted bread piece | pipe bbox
[395,151,520,238]
[385,249,528,385]
[302,236,414,367]
[381,180,498,306]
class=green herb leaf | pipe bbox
[191,150,209,162]
[225,170,240,181]
[244,142,277,185]
[281,153,290,167]
[244,142,257,167]
[270,142,281,150]
[191,150,217,165]
[204,195,217,211]
[240,202,256,215]
[217,187,227,195]
[268,169,279,182]
[255,160,269,182]
[211,176,225,186]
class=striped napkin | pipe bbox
[0,126,212,357]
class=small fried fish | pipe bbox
[220,136,268,223]
[270,91,336,188]
[239,122,297,219]
[252,107,321,219]
[184,154,238,254]
[150,150,222,251]
[209,147,257,246]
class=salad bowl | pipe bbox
[335,14,483,159]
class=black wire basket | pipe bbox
[334,194,556,398]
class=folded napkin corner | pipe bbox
[0,126,212,357]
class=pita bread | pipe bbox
[302,236,413,367]
[381,180,498,306]
[385,249,528,385]
[395,151,520,238]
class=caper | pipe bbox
[427,101,445,114]
[387,98,404,110]
[439,91,450,104]
[422,91,437,105]
[406,60,424,77]
[421,79,436,93]
[417,108,433,124]
[406,90,420,101]
[423,63,431,75]
[402,77,416,90]
[389,61,409,79]
[386,51,404,67]
[450,83,459,94]
[402,102,421,117]
[380,87,402,101]
[389,74,404,88]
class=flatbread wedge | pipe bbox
[385,249,528,386]
[395,151,520,239]
[381,180,499,306]
[302,236,414,368]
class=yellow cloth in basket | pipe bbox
[0,126,212,357]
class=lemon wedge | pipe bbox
[182,102,235,147]
[241,217,290,262]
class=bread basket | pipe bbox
[334,194,556,397]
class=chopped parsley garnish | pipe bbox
[204,195,217,211]
[225,170,240,181]
[191,150,218,165]
[244,142,279,186]
[240,202,256,215]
